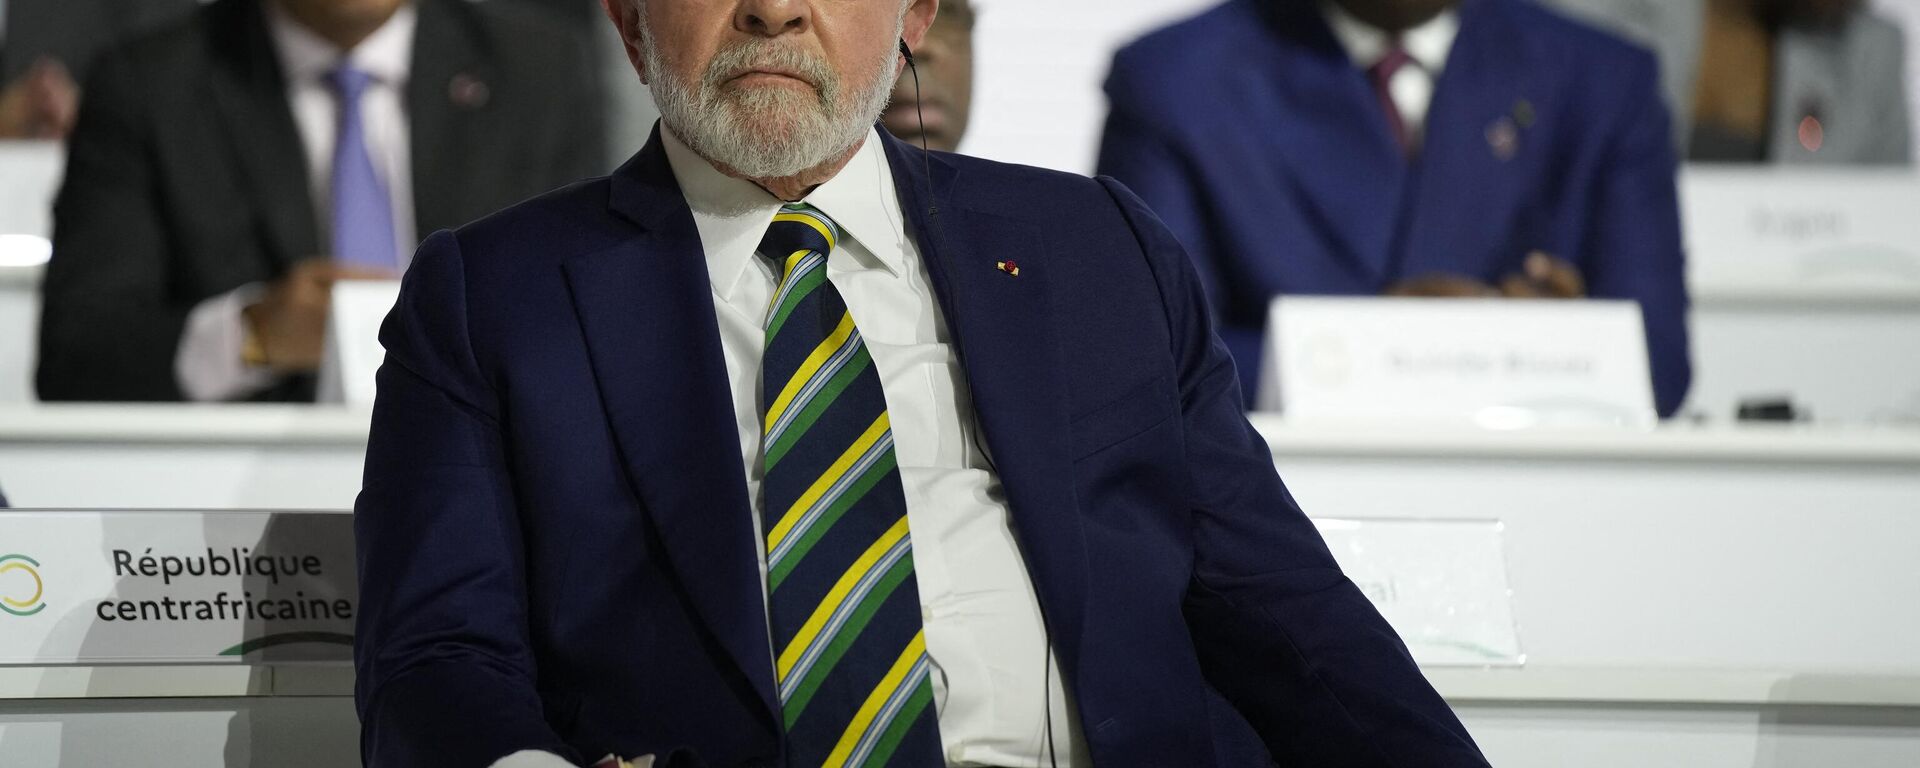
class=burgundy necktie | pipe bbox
[1368,40,1415,155]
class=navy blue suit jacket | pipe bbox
[353,127,1485,767]
[1098,0,1692,416]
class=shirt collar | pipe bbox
[662,125,908,302]
[1319,2,1458,74]
[265,1,418,88]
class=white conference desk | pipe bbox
[2,405,1918,766]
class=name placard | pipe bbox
[0,511,355,665]
[1312,518,1523,667]
[1258,297,1656,427]
[323,278,402,406]
[1682,169,1920,295]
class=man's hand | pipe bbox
[242,259,395,371]
[1497,251,1586,298]
[1385,252,1586,300]
[1384,273,1499,297]
[0,59,80,139]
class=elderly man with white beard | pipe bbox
[350,0,1486,766]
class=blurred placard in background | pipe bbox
[1683,169,1920,300]
[1261,297,1656,428]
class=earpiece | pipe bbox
[900,38,936,219]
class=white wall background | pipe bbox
[958,0,1920,172]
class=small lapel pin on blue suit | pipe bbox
[1486,115,1519,161]
[1512,98,1536,128]
[449,73,490,109]
[1487,98,1533,162]
[995,260,1021,277]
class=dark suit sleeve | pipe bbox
[1096,176,1488,767]
[1096,63,1265,402]
[354,231,578,766]
[1583,53,1692,418]
[36,49,188,401]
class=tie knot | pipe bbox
[1369,43,1414,82]
[325,64,375,101]
[758,203,840,269]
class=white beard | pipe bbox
[640,20,901,179]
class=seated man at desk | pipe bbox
[1098,0,1692,417]
[35,0,602,402]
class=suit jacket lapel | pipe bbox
[1402,0,1543,276]
[1248,0,1409,281]
[408,0,498,236]
[563,132,779,727]
[881,133,1093,671]
[205,0,319,265]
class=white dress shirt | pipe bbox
[1320,2,1460,143]
[494,129,1090,768]
[173,3,418,401]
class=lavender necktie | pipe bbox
[325,65,399,270]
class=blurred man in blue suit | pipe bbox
[1099,0,1692,417]
[353,0,1486,765]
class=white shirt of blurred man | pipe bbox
[174,1,417,401]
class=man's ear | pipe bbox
[600,0,651,84]
[901,0,939,53]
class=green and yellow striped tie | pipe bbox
[756,203,941,767]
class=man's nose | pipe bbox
[735,0,810,37]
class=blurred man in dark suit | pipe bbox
[0,0,197,138]
[881,0,973,152]
[36,0,603,402]
[1099,0,1692,417]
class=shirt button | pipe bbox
[921,606,935,622]
[946,745,967,764]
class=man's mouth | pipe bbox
[726,67,815,89]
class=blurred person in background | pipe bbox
[1551,0,1911,163]
[882,0,974,152]
[36,0,603,402]
[0,0,197,138]
[1098,0,1692,417]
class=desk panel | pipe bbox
[3,406,1919,765]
